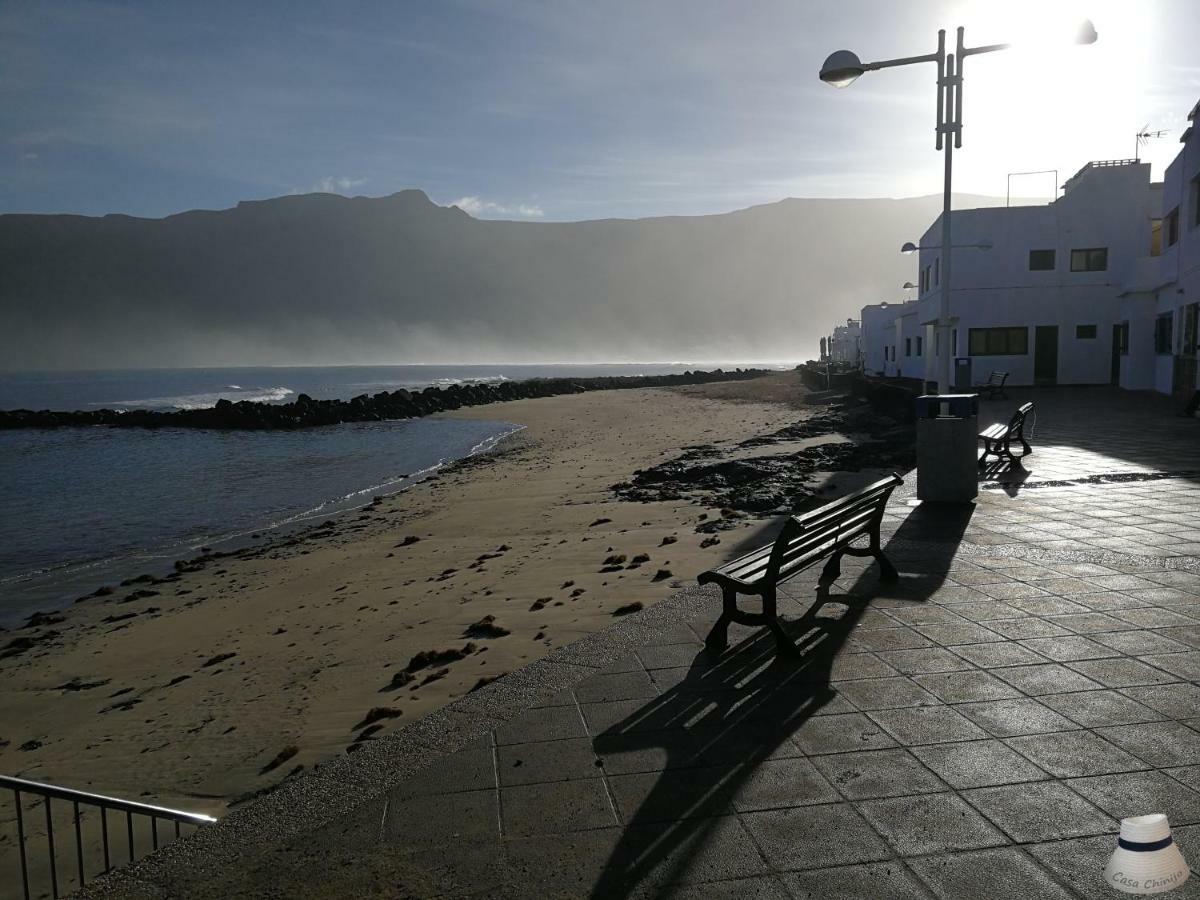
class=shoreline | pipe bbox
[0,421,527,628]
[0,372,903,822]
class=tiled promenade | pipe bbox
[85,387,1200,899]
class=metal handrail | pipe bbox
[2,774,216,900]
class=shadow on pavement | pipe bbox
[588,500,974,898]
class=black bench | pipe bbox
[698,474,902,655]
[976,370,1009,400]
[978,401,1034,468]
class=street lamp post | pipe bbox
[819,21,1097,393]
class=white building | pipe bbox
[912,158,1160,387]
[1119,99,1200,399]
[828,318,863,366]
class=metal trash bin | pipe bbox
[953,357,973,393]
[915,393,979,503]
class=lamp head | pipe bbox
[902,281,917,290]
[1075,18,1098,45]
[819,50,865,88]
[901,241,919,255]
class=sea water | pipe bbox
[0,364,719,623]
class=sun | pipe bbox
[946,0,1160,198]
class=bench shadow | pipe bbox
[587,501,974,898]
[978,457,1030,497]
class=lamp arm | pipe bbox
[961,41,1011,58]
[860,50,941,72]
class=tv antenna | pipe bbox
[1135,125,1167,161]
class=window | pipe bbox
[1029,249,1056,271]
[933,257,940,287]
[1070,247,1108,272]
[1155,314,1174,355]
[1192,176,1200,229]
[1150,219,1163,257]
[968,327,1029,356]
[1116,322,1129,356]
[1166,207,1180,247]
[916,336,923,356]
[905,338,912,357]
[1075,324,1097,339]
[1184,304,1199,355]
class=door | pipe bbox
[1034,326,1058,385]
[1110,324,1122,385]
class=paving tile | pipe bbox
[885,605,971,626]
[834,676,941,711]
[909,846,1077,900]
[1044,612,1136,634]
[914,622,1004,646]
[495,704,586,745]
[1066,657,1180,687]
[912,671,1022,704]
[848,627,934,652]
[949,641,1047,669]
[911,739,1048,789]
[729,757,843,812]
[962,781,1115,842]
[1016,635,1119,662]
[1156,625,1200,649]
[827,652,899,681]
[954,698,1077,737]
[1005,730,1149,778]
[594,728,705,776]
[655,876,793,899]
[998,596,1092,616]
[1092,629,1194,655]
[938,601,1026,623]
[573,669,660,703]
[984,618,1071,640]
[781,862,931,900]
[1121,682,1200,718]
[874,647,973,675]
[381,789,499,845]
[389,745,497,798]
[1067,770,1200,826]
[867,706,987,746]
[975,581,1053,602]
[497,737,603,786]
[1168,766,1200,791]
[1069,591,1152,611]
[501,778,616,837]
[1097,721,1200,767]
[607,766,733,823]
[1112,607,1199,628]
[789,712,898,756]
[857,792,1008,856]
[1040,690,1166,728]
[1140,649,1200,680]
[741,802,892,871]
[810,748,946,800]
[636,642,707,671]
[992,663,1103,696]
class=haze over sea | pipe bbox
[0,363,740,624]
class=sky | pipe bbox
[2,0,1199,221]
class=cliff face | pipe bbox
[0,189,1010,368]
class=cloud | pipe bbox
[312,176,367,194]
[450,196,544,219]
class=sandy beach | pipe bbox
[0,372,899,821]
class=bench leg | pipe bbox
[704,587,735,654]
[1017,429,1032,456]
[820,550,844,584]
[762,585,799,657]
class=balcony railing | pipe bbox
[2,774,216,899]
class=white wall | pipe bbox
[909,161,1158,386]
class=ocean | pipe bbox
[0,364,730,624]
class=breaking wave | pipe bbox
[95,386,295,411]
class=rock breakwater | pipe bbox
[0,368,770,431]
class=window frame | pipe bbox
[1070,247,1108,272]
[1028,249,1056,271]
[968,327,1029,357]
[1166,207,1180,247]
[1154,313,1174,356]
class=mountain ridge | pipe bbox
[0,189,1026,369]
